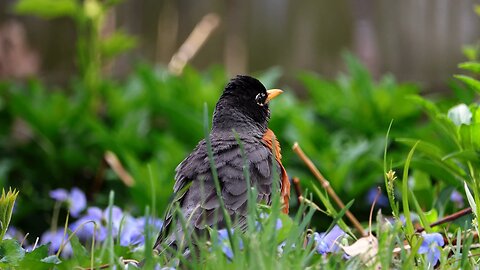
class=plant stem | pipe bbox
[416,207,472,233]
[292,142,366,236]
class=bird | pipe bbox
[154,75,290,255]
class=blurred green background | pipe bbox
[0,0,478,237]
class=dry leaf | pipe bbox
[341,234,378,267]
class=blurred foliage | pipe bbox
[0,56,425,235]
[1,0,474,239]
[394,44,480,225]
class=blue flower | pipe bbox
[256,213,283,231]
[70,205,123,242]
[5,226,24,242]
[216,229,243,259]
[450,190,464,208]
[275,218,283,230]
[119,216,163,246]
[49,187,87,217]
[365,187,389,208]
[312,225,345,254]
[418,232,444,266]
[40,229,72,256]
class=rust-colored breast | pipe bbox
[262,129,290,214]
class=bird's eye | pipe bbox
[255,93,266,106]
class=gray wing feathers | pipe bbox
[158,134,281,251]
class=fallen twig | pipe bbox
[292,142,366,236]
[168,13,220,75]
[104,151,135,187]
[415,207,472,233]
[292,177,303,203]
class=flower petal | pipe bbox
[49,189,68,202]
[69,187,87,217]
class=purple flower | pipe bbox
[49,187,87,217]
[418,232,444,266]
[119,216,163,246]
[450,190,464,208]
[256,213,283,231]
[50,189,69,201]
[275,218,283,230]
[5,227,25,242]
[365,188,389,208]
[70,206,123,242]
[119,216,142,246]
[40,229,72,256]
[312,225,345,254]
[215,229,243,259]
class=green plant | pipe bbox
[0,188,19,241]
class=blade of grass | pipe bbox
[384,120,400,218]
[402,141,419,239]
[311,185,355,238]
[203,103,236,256]
[408,189,433,233]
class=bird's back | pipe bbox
[154,131,282,253]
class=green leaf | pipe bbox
[18,245,56,270]
[396,139,443,160]
[276,213,294,242]
[462,45,478,61]
[402,141,419,239]
[69,231,89,262]
[0,239,25,264]
[471,123,480,149]
[464,182,476,214]
[100,31,137,59]
[409,189,432,233]
[459,125,473,150]
[406,95,440,117]
[0,188,19,241]
[458,62,480,73]
[454,75,480,94]
[40,255,61,264]
[14,0,79,19]
[442,150,479,163]
[19,244,58,270]
[424,209,438,225]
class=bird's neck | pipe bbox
[212,107,267,135]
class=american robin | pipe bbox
[154,75,290,254]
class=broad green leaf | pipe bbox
[276,213,294,243]
[40,255,61,264]
[14,0,78,19]
[460,125,472,150]
[396,139,443,160]
[458,62,480,73]
[69,231,89,262]
[442,150,479,163]
[406,95,440,117]
[18,244,54,269]
[472,123,480,149]
[424,209,438,225]
[411,170,431,190]
[0,239,25,264]
[454,75,480,94]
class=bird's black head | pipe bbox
[212,75,283,133]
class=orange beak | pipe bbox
[266,89,283,104]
